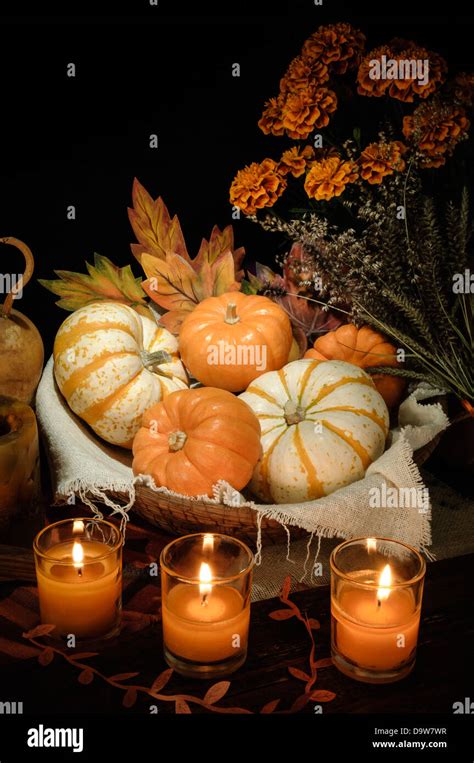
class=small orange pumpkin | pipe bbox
[179,292,292,392]
[304,324,405,408]
[132,387,261,497]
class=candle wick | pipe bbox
[77,567,83,578]
[377,597,381,608]
[201,593,208,607]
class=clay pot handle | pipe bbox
[0,237,35,318]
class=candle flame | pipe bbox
[202,534,214,552]
[367,538,377,552]
[199,562,212,602]
[377,564,392,604]
[72,541,84,569]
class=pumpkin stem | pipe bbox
[141,350,173,370]
[224,302,240,325]
[168,430,187,451]
[284,400,305,425]
[0,237,35,319]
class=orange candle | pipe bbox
[161,534,253,678]
[34,519,122,640]
[331,538,426,683]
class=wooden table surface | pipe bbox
[0,526,472,715]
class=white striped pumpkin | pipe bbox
[53,302,188,448]
[239,359,389,503]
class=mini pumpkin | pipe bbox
[54,302,188,448]
[304,324,405,408]
[132,387,261,497]
[240,359,389,504]
[178,292,293,392]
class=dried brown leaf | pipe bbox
[151,668,173,693]
[288,666,311,682]
[204,681,230,705]
[23,624,56,639]
[110,672,140,682]
[281,576,291,601]
[269,609,295,621]
[78,669,94,685]
[307,618,321,630]
[309,690,336,702]
[175,698,192,714]
[290,693,311,713]
[123,688,138,708]
[71,652,99,660]
[260,698,281,714]
[314,657,333,669]
[38,648,54,666]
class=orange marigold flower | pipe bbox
[304,156,358,201]
[450,72,474,107]
[403,99,470,168]
[281,85,337,139]
[357,41,446,102]
[302,23,366,74]
[358,141,407,184]
[280,55,329,94]
[229,159,287,215]
[258,96,285,136]
[278,146,315,177]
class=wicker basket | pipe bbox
[132,404,445,546]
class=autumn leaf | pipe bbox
[314,657,333,669]
[128,177,189,264]
[269,609,295,621]
[175,698,192,714]
[109,672,140,681]
[151,668,173,693]
[290,694,311,713]
[194,224,245,278]
[307,618,321,631]
[260,698,281,714]
[78,669,94,685]
[39,253,149,314]
[142,250,241,334]
[288,666,311,682]
[38,648,54,666]
[204,681,230,705]
[281,576,292,601]
[23,624,56,639]
[71,652,99,660]
[123,688,138,708]
[309,689,336,702]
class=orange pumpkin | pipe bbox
[179,292,292,392]
[304,324,405,408]
[132,387,261,497]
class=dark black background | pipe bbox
[0,1,473,355]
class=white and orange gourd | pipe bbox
[240,359,389,504]
[53,302,188,448]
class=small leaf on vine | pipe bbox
[71,652,99,660]
[78,669,94,685]
[309,690,336,702]
[281,576,291,601]
[151,668,173,693]
[269,609,295,621]
[314,657,333,669]
[175,698,192,714]
[110,672,140,682]
[260,698,281,714]
[288,666,311,682]
[290,694,311,713]
[23,624,56,639]
[38,648,54,666]
[204,681,230,705]
[307,618,321,630]
[123,688,138,708]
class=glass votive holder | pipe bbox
[160,533,254,679]
[34,517,122,642]
[330,537,426,684]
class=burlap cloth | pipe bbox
[36,356,458,600]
